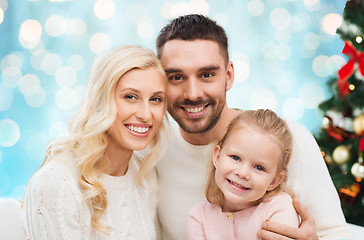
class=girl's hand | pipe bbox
[257,197,318,240]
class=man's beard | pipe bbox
[168,97,226,134]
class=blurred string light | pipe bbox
[356,36,363,43]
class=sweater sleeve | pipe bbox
[187,204,207,240]
[23,166,83,240]
[287,121,352,240]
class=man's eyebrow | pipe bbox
[199,65,220,71]
[164,65,220,74]
[164,68,181,74]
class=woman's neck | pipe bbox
[105,145,133,176]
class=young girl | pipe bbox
[23,45,168,239]
[188,109,300,240]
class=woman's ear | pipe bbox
[267,171,284,191]
[212,145,221,168]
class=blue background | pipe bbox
[0,0,348,199]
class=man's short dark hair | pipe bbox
[156,14,229,63]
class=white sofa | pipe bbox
[0,198,26,240]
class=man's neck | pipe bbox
[180,107,241,145]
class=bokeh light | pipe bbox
[94,0,116,20]
[0,119,20,147]
[270,8,291,29]
[303,0,320,11]
[249,88,277,110]
[1,53,23,69]
[67,54,85,71]
[304,32,320,50]
[356,36,363,43]
[298,82,324,109]
[0,0,8,12]
[89,32,111,54]
[55,66,77,88]
[282,98,304,121]
[321,13,342,35]
[55,87,81,110]
[276,71,297,95]
[326,55,346,76]
[19,19,42,49]
[0,84,13,111]
[45,15,66,37]
[0,8,4,25]
[18,74,41,96]
[25,88,46,107]
[233,59,250,83]
[137,22,154,39]
[1,65,21,88]
[248,0,264,16]
[41,53,63,75]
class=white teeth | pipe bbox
[127,125,149,134]
[185,106,204,113]
[230,180,247,189]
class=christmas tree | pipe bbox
[315,0,364,226]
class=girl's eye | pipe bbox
[255,165,265,172]
[231,155,240,162]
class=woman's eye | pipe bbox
[231,155,240,161]
[255,165,265,172]
[124,94,137,100]
[150,96,163,103]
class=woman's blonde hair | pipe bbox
[205,109,293,208]
[42,45,168,233]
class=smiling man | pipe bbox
[155,14,352,240]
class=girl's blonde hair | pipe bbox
[42,45,168,233]
[205,109,293,208]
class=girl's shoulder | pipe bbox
[264,192,293,206]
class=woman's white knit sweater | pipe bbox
[23,152,157,240]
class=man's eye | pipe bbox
[255,165,265,172]
[231,155,240,161]
[169,75,183,81]
[201,73,213,78]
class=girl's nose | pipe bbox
[235,164,250,180]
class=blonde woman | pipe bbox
[23,45,168,239]
[188,109,299,240]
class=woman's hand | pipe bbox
[258,198,318,240]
